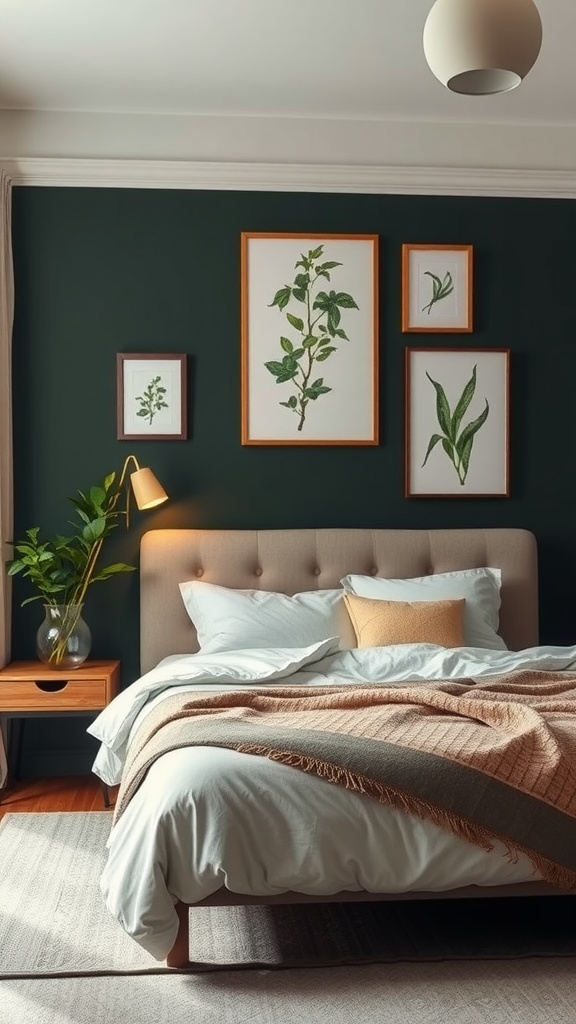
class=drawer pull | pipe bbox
[34,681,69,693]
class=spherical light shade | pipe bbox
[423,0,542,95]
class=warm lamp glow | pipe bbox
[423,0,543,96]
[130,466,169,510]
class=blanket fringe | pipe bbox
[237,743,576,894]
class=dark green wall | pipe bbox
[10,186,576,774]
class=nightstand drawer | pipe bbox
[0,677,107,711]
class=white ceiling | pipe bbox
[0,0,568,122]
[0,0,574,191]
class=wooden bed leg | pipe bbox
[166,901,190,968]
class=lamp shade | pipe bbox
[130,466,169,510]
[423,0,543,95]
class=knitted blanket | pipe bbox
[113,671,576,890]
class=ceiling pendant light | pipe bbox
[423,0,543,96]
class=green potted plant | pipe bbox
[7,471,136,669]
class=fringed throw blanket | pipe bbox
[113,671,576,890]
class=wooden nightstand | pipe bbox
[0,659,120,805]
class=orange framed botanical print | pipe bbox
[241,232,379,445]
[405,347,510,498]
[402,244,473,333]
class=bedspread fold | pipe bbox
[113,671,576,890]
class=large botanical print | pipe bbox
[241,233,379,445]
[405,348,510,497]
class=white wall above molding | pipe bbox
[1,110,576,196]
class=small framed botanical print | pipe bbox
[402,244,473,333]
[117,353,187,440]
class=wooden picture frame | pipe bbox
[241,232,379,445]
[402,244,473,333]
[117,353,187,440]
[405,347,510,498]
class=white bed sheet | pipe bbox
[93,641,576,960]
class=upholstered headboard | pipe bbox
[139,528,538,673]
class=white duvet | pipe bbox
[90,639,576,960]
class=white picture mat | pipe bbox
[244,236,377,442]
[408,349,508,496]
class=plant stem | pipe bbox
[49,481,125,664]
[47,604,85,665]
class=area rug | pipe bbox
[1,811,576,980]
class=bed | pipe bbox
[89,527,576,968]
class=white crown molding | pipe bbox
[1,157,575,198]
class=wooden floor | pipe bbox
[0,776,117,817]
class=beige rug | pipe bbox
[1,811,576,979]
[3,960,576,1024]
[2,812,576,1024]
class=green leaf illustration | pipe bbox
[421,433,445,468]
[264,361,286,376]
[457,400,490,452]
[451,364,477,438]
[266,245,359,432]
[316,347,336,362]
[457,434,475,480]
[421,364,489,486]
[335,292,359,309]
[421,270,454,315]
[286,312,304,331]
[134,375,169,426]
[425,372,453,440]
[269,286,292,309]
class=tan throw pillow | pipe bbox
[343,594,466,649]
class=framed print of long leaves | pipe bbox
[241,233,379,445]
[405,348,510,498]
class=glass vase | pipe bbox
[35,604,92,669]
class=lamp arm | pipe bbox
[116,455,142,531]
[116,454,141,493]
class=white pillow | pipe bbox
[179,580,345,654]
[340,567,506,651]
